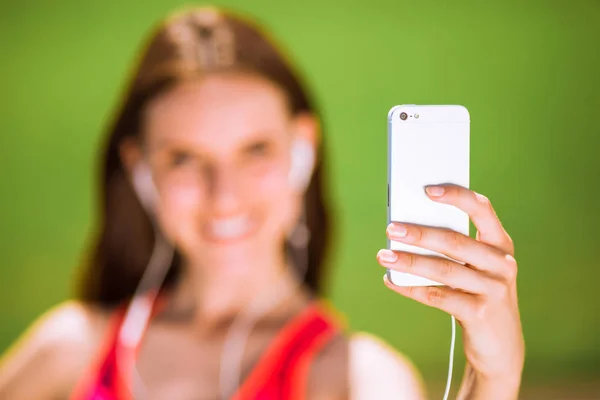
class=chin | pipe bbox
[188,233,277,278]
[197,247,264,280]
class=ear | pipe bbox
[288,113,320,192]
[291,112,320,150]
[119,137,143,179]
[119,137,158,213]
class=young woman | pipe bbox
[0,6,524,399]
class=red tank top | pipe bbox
[70,301,340,400]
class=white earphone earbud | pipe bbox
[288,138,315,191]
[132,162,158,213]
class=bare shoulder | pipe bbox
[0,300,111,399]
[23,300,108,347]
[349,332,427,400]
[306,332,350,400]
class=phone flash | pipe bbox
[414,113,420,119]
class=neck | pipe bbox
[158,249,308,334]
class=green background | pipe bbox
[1,0,599,396]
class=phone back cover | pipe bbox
[387,105,470,286]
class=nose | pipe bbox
[204,163,242,215]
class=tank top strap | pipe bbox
[232,301,341,400]
[69,305,128,400]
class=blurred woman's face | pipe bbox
[138,73,312,277]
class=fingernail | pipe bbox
[426,186,445,197]
[378,249,398,263]
[388,223,408,238]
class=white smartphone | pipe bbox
[387,105,470,286]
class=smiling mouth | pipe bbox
[203,214,257,243]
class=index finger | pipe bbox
[425,185,514,255]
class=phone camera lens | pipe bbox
[400,112,408,121]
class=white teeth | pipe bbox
[209,216,252,240]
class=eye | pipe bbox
[246,140,271,157]
[169,150,192,167]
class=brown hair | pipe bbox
[78,6,332,308]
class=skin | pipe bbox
[0,72,523,399]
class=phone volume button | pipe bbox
[387,184,390,207]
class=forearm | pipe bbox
[456,363,521,400]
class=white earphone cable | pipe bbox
[442,315,457,400]
[118,232,174,400]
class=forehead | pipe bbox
[143,73,292,151]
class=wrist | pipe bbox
[473,374,521,400]
[458,364,522,400]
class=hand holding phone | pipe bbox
[379,105,524,398]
